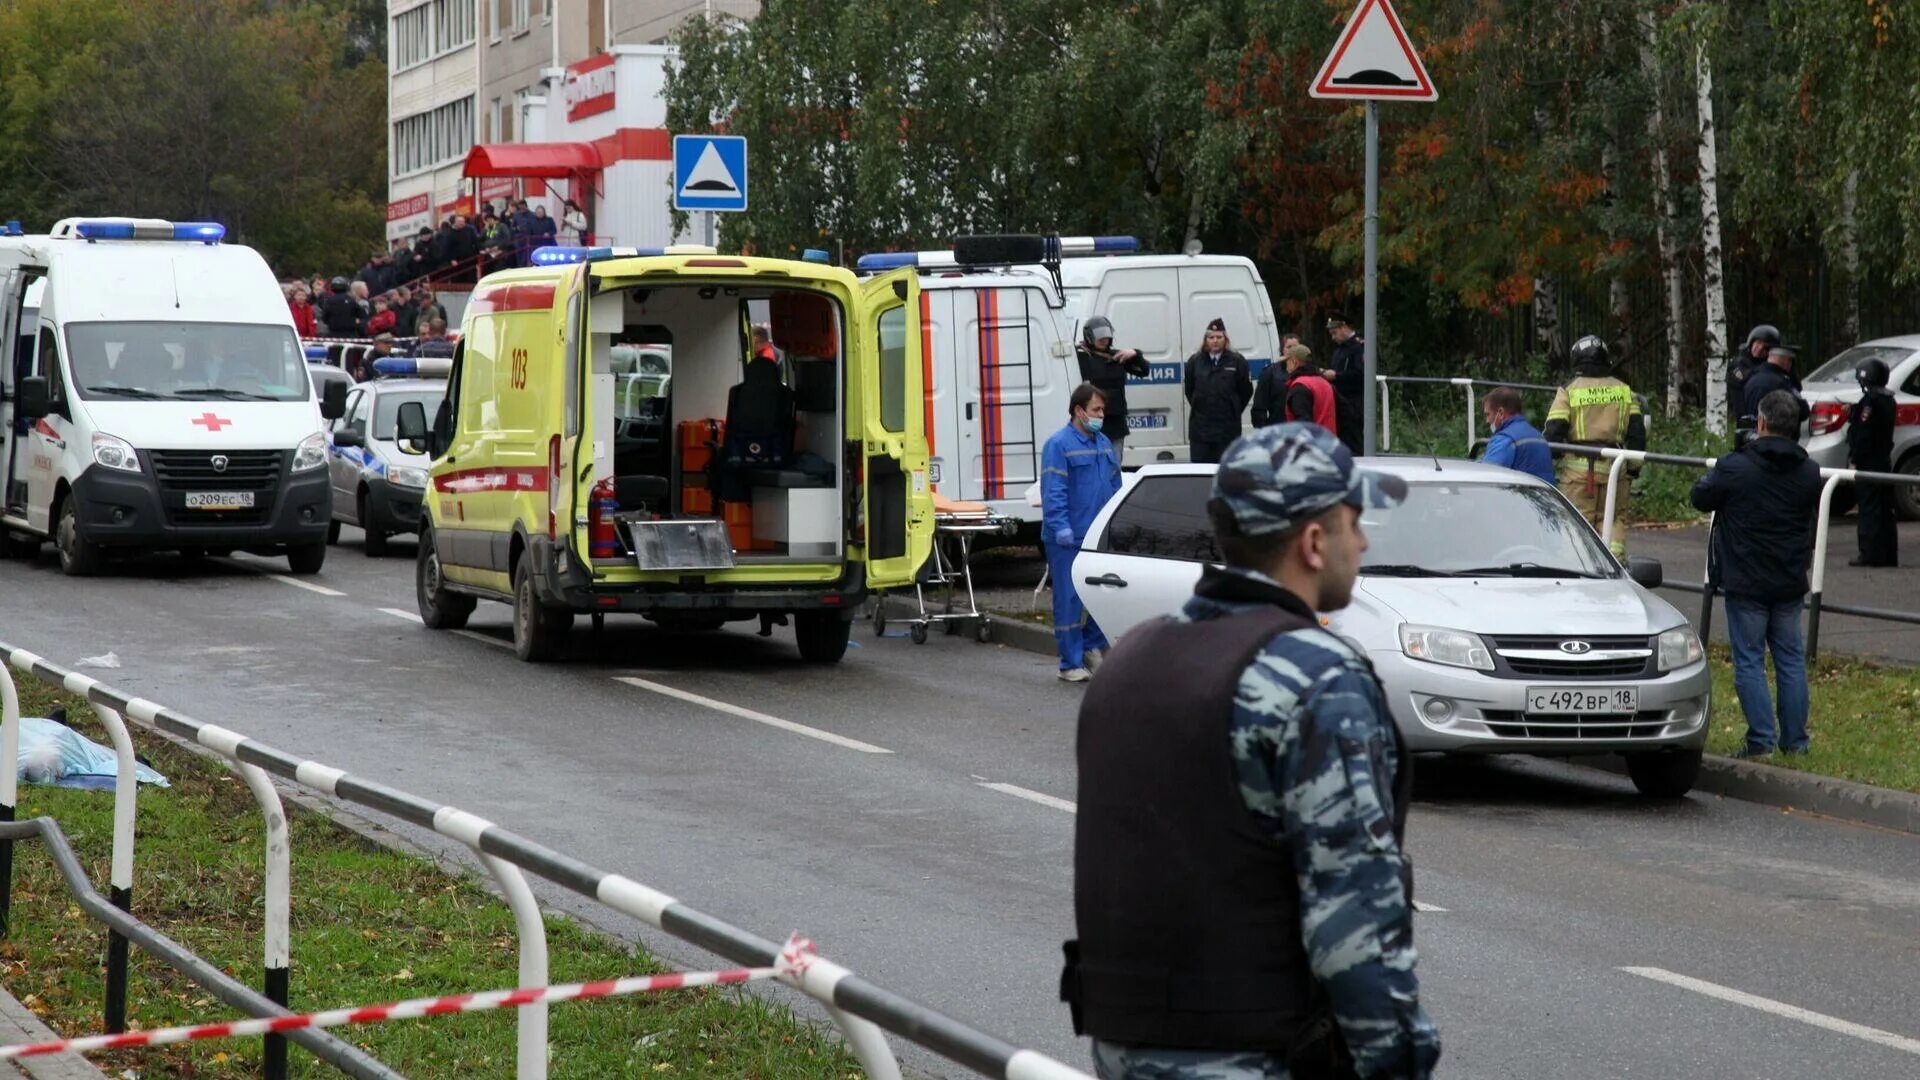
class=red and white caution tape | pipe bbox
[1,934,817,1061]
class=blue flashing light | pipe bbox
[303,345,329,361]
[1090,236,1140,253]
[73,221,139,240]
[531,245,591,265]
[372,356,452,378]
[801,248,830,264]
[3,221,21,237]
[172,222,225,243]
[585,246,664,260]
[855,252,918,271]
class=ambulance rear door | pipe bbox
[855,271,933,588]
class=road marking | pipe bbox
[259,572,346,596]
[1620,967,1920,1057]
[378,607,424,624]
[454,629,511,650]
[1413,900,1446,913]
[977,782,1076,813]
[613,676,893,755]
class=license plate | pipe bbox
[1527,686,1638,715]
[185,491,254,510]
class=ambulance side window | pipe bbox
[878,305,906,433]
[36,328,64,412]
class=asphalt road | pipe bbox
[3,532,1920,1078]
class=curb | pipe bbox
[985,613,1056,657]
[1578,752,1920,835]
[0,987,108,1079]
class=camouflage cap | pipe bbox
[1211,423,1406,536]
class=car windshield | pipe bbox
[1360,481,1619,578]
[1806,345,1912,384]
[371,390,445,440]
[67,322,309,402]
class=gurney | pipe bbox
[873,494,1019,644]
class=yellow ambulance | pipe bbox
[394,245,934,662]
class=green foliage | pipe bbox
[0,0,386,275]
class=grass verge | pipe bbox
[1,679,858,1079]
[1704,644,1920,794]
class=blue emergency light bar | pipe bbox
[68,219,225,243]
[372,356,453,378]
[3,221,21,237]
[531,245,670,265]
[303,344,329,362]
[853,235,1140,271]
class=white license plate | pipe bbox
[185,491,254,510]
[1527,686,1638,715]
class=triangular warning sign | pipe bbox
[681,142,739,195]
[1310,0,1437,101]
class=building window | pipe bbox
[541,0,552,24]
[491,0,504,41]
[391,95,476,178]
[391,1,477,73]
[512,0,530,34]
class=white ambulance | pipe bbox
[857,235,1282,524]
[0,218,348,575]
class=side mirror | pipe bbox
[332,428,363,449]
[319,380,348,420]
[1626,555,1663,590]
[429,398,454,458]
[17,376,49,420]
[395,400,429,456]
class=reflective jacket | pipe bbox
[1041,421,1122,547]
[1284,367,1338,435]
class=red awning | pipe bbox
[462,142,605,179]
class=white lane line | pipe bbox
[977,782,1076,814]
[612,676,893,755]
[454,629,512,649]
[1412,900,1446,913]
[1621,967,1920,1057]
[264,574,346,597]
[378,607,424,624]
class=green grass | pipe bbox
[1704,644,1920,794]
[1,680,859,1079]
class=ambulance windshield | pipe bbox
[65,321,310,403]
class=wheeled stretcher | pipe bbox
[872,494,1018,644]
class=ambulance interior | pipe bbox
[594,283,843,564]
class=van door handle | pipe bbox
[1084,573,1128,588]
[966,403,974,420]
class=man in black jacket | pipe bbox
[1326,314,1366,453]
[317,277,363,337]
[1726,324,1780,447]
[1691,390,1823,758]
[1739,344,1807,442]
[1848,357,1898,567]
[1183,318,1252,464]
[1076,316,1150,461]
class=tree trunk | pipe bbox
[1695,36,1729,434]
[1533,275,1561,361]
[1841,168,1862,346]
[1641,9,1686,418]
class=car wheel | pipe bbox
[285,542,327,576]
[416,526,474,630]
[1894,454,1920,521]
[795,610,851,663]
[1625,747,1703,799]
[55,499,101,577]
[359,493,389,556]
[326,520,341,545]
[512,557,572,662]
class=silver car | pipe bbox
[1799,335,1920,518]
[325,378,446,556]
[1073,458,1711,797]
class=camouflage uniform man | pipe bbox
[1544,335,1645,558]
[1063,423,1439,1080]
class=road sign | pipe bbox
[1310,0,1437,102]
[672,135,748,212]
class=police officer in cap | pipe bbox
[1544,335,1645,557]
[1063,423,1438,1080]
[1077,316,1150,460]
[1848,357,1898,567]
[1728,324,1781,447]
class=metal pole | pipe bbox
[1807,472,1846,663]
[0,663,16,938]
[1459,379,1475,451]
[234,762,292,1080]
[1379,376,1392,450]
[92,704,138,1036]
[480,854,549,1080]
[1599,452,1631,558]
[705,210,717,250]
[1362,101,1379,456]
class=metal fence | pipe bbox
[1377,375,1652,454]
[0,646,1092,1080]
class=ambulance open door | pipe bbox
[855,271,934,588]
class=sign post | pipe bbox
[672,135,749,250]
[1310,0,1437,456]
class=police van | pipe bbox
[857,236,1280,524]
[394,245,935,663]
[0,218,346,575]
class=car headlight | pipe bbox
[389,465,430,489]
[91,432,141,473]
[1399,624,1495,671]
[1657,626,1703,672]
[291,432,328,473]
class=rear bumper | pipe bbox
[70,466,330,549]
[524,534,864,618]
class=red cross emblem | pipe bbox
[191,413,232,432]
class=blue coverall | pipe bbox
[1040,420,1123,670]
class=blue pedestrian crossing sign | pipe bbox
[672,135,748,212]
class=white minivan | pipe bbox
[858,235,1282,524]
[0,218,347,575]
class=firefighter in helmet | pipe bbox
[1544,335,1646,557]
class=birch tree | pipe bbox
[1639,7,1685,417]
[1694,31,1729,434]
